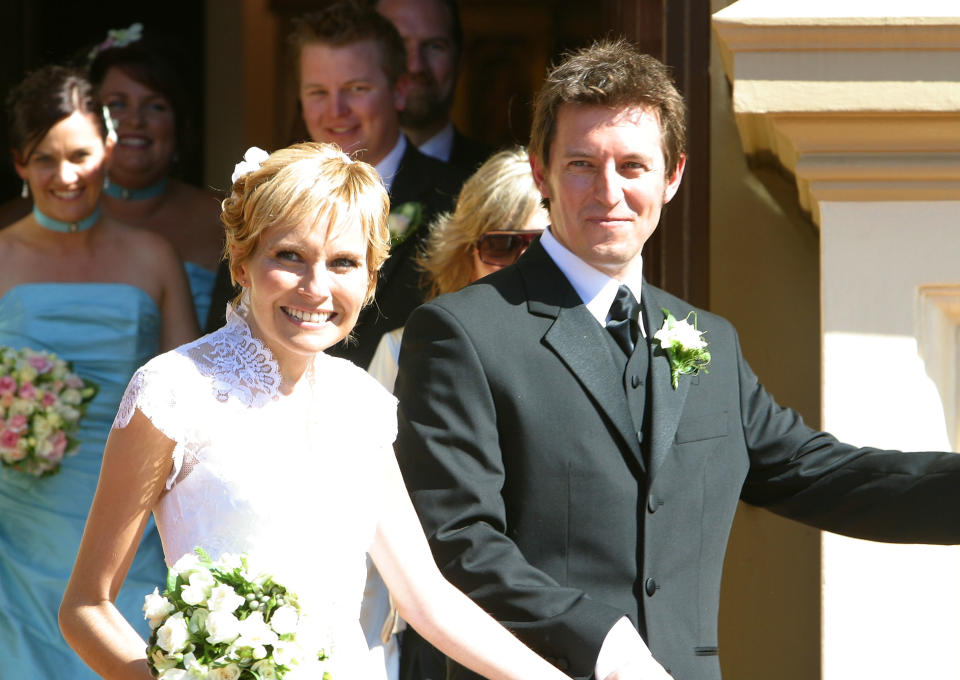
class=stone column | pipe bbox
[714,2,960,677]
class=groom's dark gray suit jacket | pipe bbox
[394,240,960,680]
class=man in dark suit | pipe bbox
[375,0,492,173]
[393,38,960,680]
[206,1,466,363]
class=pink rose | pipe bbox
[50,430,67,458]
[18,382,36,401]
[7,414,27,433]
[64,375,84,389]
[0,429,19,451]
[0,394,12,408]
[41,392,57,407]
[28,356,53,374]
[0,376,15,395]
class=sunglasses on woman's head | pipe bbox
[476,230,543,267]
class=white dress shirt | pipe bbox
[539,227,646,336]
[414,121,455,163]
[373,134,407,193]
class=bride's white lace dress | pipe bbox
[114,305,398,678]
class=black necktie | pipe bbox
[606,284,640,356]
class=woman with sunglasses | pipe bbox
[364,147,547,680]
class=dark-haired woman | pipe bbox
[89,26,223,327]
[0,64,197,677]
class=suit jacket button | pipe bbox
[631,374,641,388]
[645,577,658,596]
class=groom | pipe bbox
[393,39,960,680]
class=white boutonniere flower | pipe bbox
[653,308,711,389]
[387,201,424,247]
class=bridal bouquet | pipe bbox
[144,549,331,680]
[0,346,98,476]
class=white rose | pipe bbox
[158,669,189,680]
[31,414,53,439]
[271,639,305,667]
[205,609,241,644]
[60,387,82,405]
[234,611,278,659]
[215,553,244,571]
[207,584,245,614]
[251,660,280,680]
[172,552,204,577]
[182,652,208,679]
[672,320,707,349]
[208,663,241,680]
[143,587,176,629]
[180,570,216,606]
[269,604,300,636]
[156,612,190,653]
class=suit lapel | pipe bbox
[519,245,646,473]
[644,285,691,475]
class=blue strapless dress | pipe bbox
[0,283,167,678]
[184,261,217,329]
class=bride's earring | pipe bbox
[21,181,28,199]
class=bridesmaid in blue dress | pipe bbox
[0,64,198,678]
[89,26,223,328]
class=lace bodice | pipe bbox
[114,306,398,674]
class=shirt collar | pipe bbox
[374,134,407,193]
[539,227,647,336]
[415,121,455,163]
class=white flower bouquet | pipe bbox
[0,346,98,476]
[144,549,331,680]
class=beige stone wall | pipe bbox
[709,2,823,678]
[714,1,960,678]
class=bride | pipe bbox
[60,142,573,680]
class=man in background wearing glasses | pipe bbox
[394,38,960,680]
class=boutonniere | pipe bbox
[653,308,711,389]
[387,201,424,247]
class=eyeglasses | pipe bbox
[476,230,543,267]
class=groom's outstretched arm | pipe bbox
[394,300,627,679]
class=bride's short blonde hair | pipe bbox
[220,142,390,305]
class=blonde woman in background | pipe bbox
[367,147,548,392]
[363,147,548,680]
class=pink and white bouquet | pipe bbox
[144,549,331,680]
[0,346,98,476]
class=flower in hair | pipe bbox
[88,22,143,61]
[231,147,270,184]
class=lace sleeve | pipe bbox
[113,353,201,489]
